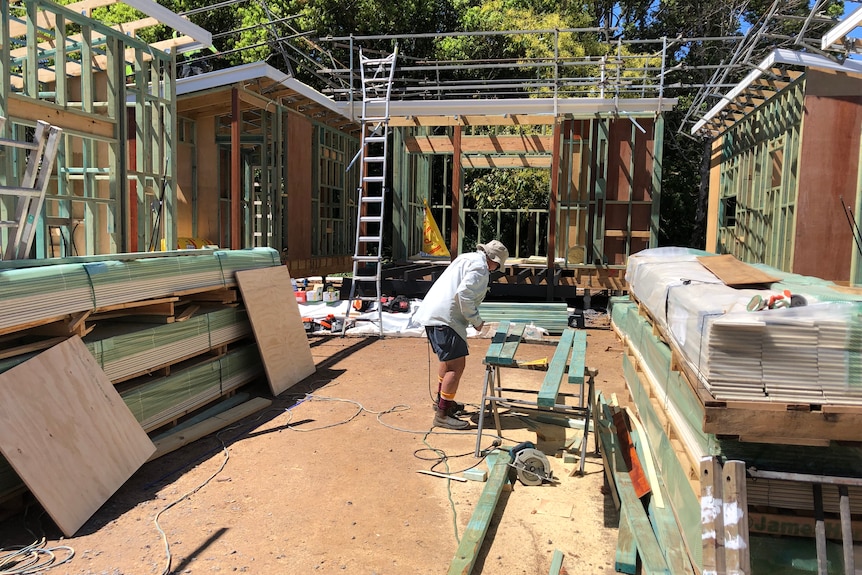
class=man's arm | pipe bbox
[455,265,489,329]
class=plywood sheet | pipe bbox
[697,254,780,287]
[235,266,315,395]
[0,336,155,536]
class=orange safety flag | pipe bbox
[422,200,450,257]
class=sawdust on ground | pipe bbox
[0,322,628,575]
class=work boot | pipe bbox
[433,409,470,430]
[433,395,465,415]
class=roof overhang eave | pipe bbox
[691,48,862,137]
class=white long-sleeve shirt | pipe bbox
[413,251,489,342]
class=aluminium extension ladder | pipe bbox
[343,47,398,337]
[0,117,62,260]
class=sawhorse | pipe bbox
[474,321,596,475]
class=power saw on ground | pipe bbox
[508,441,556,486]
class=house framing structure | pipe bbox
[1,5,676,296]
[694,48,862,286]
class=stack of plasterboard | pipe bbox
[0,249,287,510]
[121,343,263,432]
[85,307,251,383]
[0,248,279,333]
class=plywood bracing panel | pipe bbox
[0,336,155,536]
[235,266,315,396]
[287,115,314,260]
[794,69,862,282]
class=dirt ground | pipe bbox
[0,320,628,575]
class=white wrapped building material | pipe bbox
[625,247,862,403]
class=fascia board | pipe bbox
[821,4,862,51]
[280,77,349,113]
[175,63,350,118]
[774,47,862,74]
[692,48,862,135]
[176,62,287,95]
[122,0,212,47]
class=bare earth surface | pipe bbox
[0,322,628,575]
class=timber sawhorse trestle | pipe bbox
[474,321,597,475]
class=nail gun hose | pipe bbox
[840,195,862,258]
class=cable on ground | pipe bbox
[0,538,74,574]
[0,506,74,575]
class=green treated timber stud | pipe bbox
[538,328,575,407]
[568,330,587,385]
[499,322,525,364]
[648,489,697,575]
[483,321,510,365]
[549,549,565,575]
[448,450,511,575]
[615,507,638,574]
[614,470,670,575]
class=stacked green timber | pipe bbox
[478,302,570,334]
[84,307,250,383]
[610,298,712,456]
[610,296,862,573]
[120,343,263,432]
[620,349,702,568]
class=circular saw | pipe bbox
[509,441,555,486]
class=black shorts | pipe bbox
[425,325,469,361]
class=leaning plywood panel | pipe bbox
[0,336,155,536]
[236,266,315,395]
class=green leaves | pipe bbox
[465,168,549,211]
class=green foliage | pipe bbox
[465,169,550,211]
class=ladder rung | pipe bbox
[360,196,384,203]
[356,296,380,302]
[360,216,383,224]
[363,176,385,183]
[363,156,385,163]
[361,53,396,63]
[353,275,379,283]
[0,187,44,198]
[364,136,386,143]
[0,221,19,227]
[0,139,39,151]
[358,236,382,243]
[353,255,381,262]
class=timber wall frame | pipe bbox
[390,112,665,292]
[703,51,862,285]
[0,0,183,258]
[174,62,362,265]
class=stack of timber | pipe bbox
[477,301,570,334]
[0,248,281,509]
[608,247,862,575]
